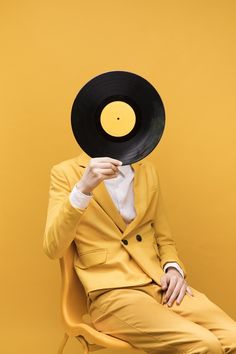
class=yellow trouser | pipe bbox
[87,281,236,353]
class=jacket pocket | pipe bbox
[74,248,107,269]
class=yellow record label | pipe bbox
[100,101,136,137]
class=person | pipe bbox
[43,152,236,353]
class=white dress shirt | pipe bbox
[69,165,184,277]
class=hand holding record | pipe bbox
[76,157,122,195]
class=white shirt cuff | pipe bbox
[69,184,92,209]
[163,262,184,278]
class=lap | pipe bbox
[88,282,236,336]
[87,283,236,353]
[87,283,217,352]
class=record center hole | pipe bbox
[117,117,120,120]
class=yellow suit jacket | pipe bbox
[43,152,186,295]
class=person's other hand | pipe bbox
[160,268,193,307]
[76,157,122,195]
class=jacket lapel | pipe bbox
[92,181,127,232]
[75,152,147,234]
[123,161,148,236]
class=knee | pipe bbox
[193,329,222,354]
[223,326,236,353]
[202,332,222,354]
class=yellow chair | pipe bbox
[57,241,142,354]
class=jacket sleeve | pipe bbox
[151,165,187,278]
[43,165,86,259]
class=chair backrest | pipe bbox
[59,241,88,328]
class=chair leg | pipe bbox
[77,336,89,354]
[57,333,69,354]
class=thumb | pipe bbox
[161,275,168,290]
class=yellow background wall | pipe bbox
[1,1,236,353]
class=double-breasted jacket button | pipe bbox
[136,234,142,242]
[122,239,128,245]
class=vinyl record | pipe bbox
[71,71,165,165]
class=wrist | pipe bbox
[166,267,181,275]
[76,181,92,196]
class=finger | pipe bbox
[176,284,187,305]
[166,281,183,307]
[186,286,194,296]
[163,276,178,303]
[160,275,168,291]
[93,168,119,176]
[93,157,122,166]
[91,162,120,172]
